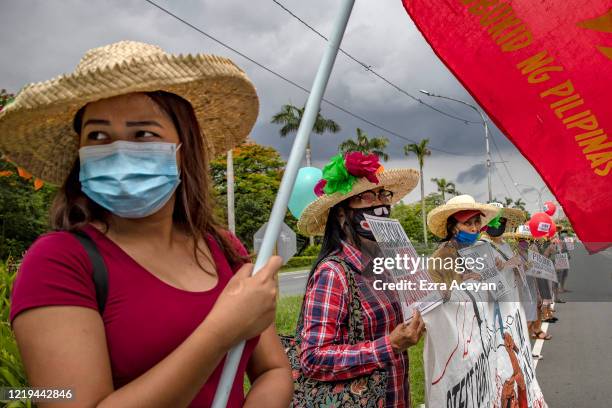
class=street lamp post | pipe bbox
[420,90,493,203]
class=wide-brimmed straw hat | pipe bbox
[503,224,536,241]
[485,202,527,233]
[297,152,419,236]
[427,194,499,238]
[0,40,259,185]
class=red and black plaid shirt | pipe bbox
[299,241,410,408]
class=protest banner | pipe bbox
[402,0,612,254]
[555,253,570,270]
[422,287,547,407]
[458,241,512,300]
[364,213,442,320]
[564,237,575,251]
[526,250,558,282]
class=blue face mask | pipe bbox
[455,230,480,245]
[79,141,181,218]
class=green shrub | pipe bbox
[1,257,32,407]
[301,244,321,257]
[284,256,317,269]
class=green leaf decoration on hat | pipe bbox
[487,211,503,228]
[322,154,356,195]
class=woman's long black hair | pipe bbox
[305,202,360,284]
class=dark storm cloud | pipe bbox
[456,163,490,184]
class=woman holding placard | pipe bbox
[287,152,425,408]
[504,227,552,347]
[425,195,499,287]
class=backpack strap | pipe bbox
[71,230,108,315]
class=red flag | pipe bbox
[402,1,612,252]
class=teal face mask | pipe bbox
[79,141,181,218]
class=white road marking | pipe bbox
[532,322,549,369]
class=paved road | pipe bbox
[537,243,612,407]
[279,269,309,297]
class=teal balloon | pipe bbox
[289,167,323,219]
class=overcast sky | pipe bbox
[0,0,562,215]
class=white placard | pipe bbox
[363,214,443,321]
[554,253,570,270]
[459,241,512,300]
[525,250,558,282]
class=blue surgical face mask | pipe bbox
[455,230,480,245]
[79,141,181,218]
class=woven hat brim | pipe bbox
[427,202,500,238]
[297,168,420,236]
[503,232,534,240]
[0,54,258,185]
[500,207,527,232]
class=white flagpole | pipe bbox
[211,0,356,405]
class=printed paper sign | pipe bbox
[564,237,575,251]
[526,250,558,282]
[506,254,529,290]
[459,241,512,300]
[364,214,442,320]
[555,253,570,270]
[537,222,551,233]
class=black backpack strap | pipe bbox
[70,230,108,315]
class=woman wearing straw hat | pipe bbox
[295,152,425,408]
[504,226,551,350]
[426,195,499,287]
[3,41,292,407]
[480,204,528,287]
[534,236,559,325]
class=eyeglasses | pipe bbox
[353,189,394,204]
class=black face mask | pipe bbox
[347,204,391,241]
[486,217,507,237]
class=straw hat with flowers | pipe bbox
[297,152,419,236]
[0,40,259,185]
[427,194,499,238]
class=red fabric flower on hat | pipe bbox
[344,151,381,184]
[314,179,327,197]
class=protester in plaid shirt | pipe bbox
[297,184,425,408]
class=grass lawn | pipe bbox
[246,295,426,405]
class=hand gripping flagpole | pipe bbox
[211,0,355,406]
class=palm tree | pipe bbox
[513,198,527,211]
[431,177,456,202]
[339,128,390,161]
[271,104,340,167]
[404,139,431,246]
[503,197,514,207]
